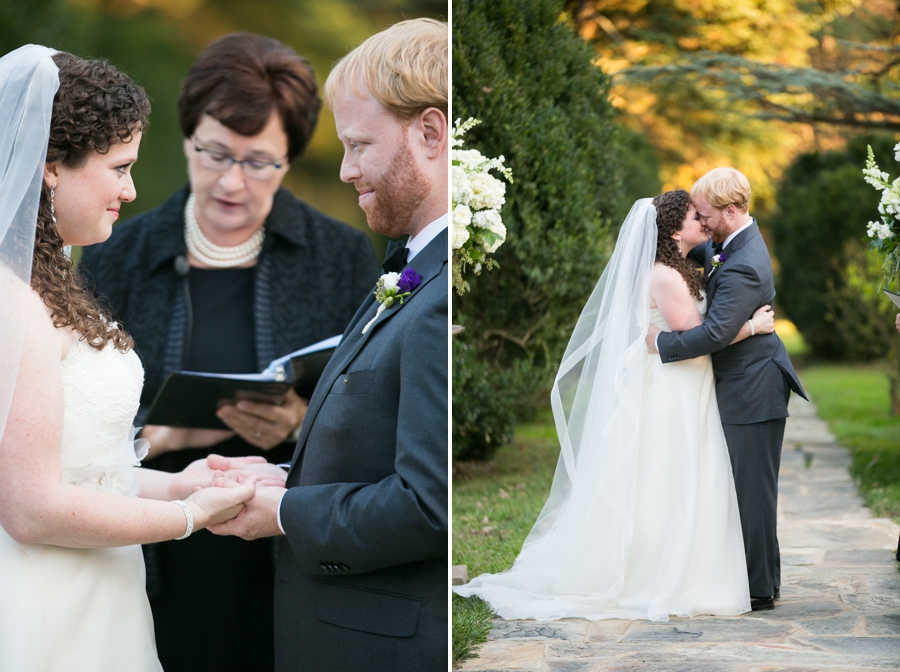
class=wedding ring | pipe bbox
[254,430,262,439]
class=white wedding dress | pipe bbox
[0,338,162,671]
[455,294,751,621]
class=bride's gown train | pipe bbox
[455,296,751,622]
[0,338,162,671]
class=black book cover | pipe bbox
[144,335,340,430]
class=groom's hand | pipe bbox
[646,325,661,354]
[208,484,286,540]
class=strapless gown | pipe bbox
[0,337,162,671]
[455,295,751,621]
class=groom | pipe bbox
[210,19,448,670]
[646,167,807,611]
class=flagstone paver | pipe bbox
[459,394,900,671]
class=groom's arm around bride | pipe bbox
[210,18,449,672]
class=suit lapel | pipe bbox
[287,228,448,475]
[323,228,446,379]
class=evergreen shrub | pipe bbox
[771,134,898,360]
[452,0,623,461]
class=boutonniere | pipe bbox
[711,253,728,271]
[362,266,423,334]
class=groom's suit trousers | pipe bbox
[723,416,787,597]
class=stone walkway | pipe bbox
[459,395,900,671]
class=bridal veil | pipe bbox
[0,45,58,445]
[455,199,660,617]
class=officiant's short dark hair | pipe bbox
[178,33,320,162]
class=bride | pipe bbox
[455,191,775,621]
[0,46,282,670]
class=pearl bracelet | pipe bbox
[748,319,755,337]
[172,500,194,540]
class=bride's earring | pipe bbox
[50,188,57,224]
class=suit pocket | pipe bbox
[328,368,375,396]
[316,581,420,637]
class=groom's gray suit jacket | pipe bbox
[657,221,807,422]
[273,229,448,671]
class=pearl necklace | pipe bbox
[183,193,265,268]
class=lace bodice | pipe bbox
[59,338,146,495]
[649,292,708,332]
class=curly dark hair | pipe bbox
[652,189,705,301]
[31,51,150,351]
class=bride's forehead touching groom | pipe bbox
[209,18,449,672]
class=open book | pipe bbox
[144,335,341,430]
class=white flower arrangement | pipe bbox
[867,220,895,241]
[452,118,513,296]
[862,143,900,285]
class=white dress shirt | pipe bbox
[405,213,448,261]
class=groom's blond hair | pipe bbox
[691,167,751,212]
[323,18,447,121]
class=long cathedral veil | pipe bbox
[0,45,59,672]
[455,199,658,617]
[0,45,58,446]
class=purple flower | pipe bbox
[720,254,728,262]
[398,266,422,294]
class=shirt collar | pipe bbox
[722,216,753,250]
[406,213,448,262]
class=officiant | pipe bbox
[79,32,379,672]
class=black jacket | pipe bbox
[80,185,381,427]
[276,229,449,671]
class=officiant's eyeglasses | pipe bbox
[193,142,287,180]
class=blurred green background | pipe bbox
[0,0,448,257]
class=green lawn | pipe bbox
[800,364,900,523]
[451,412,560,667]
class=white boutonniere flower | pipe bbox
[709,253,728,275]
[361,267,423,334]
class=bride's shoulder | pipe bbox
[650,262,694,309]
[650,262,688,288]
[17,284,73,359]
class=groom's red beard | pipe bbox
[359,139,427,239]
